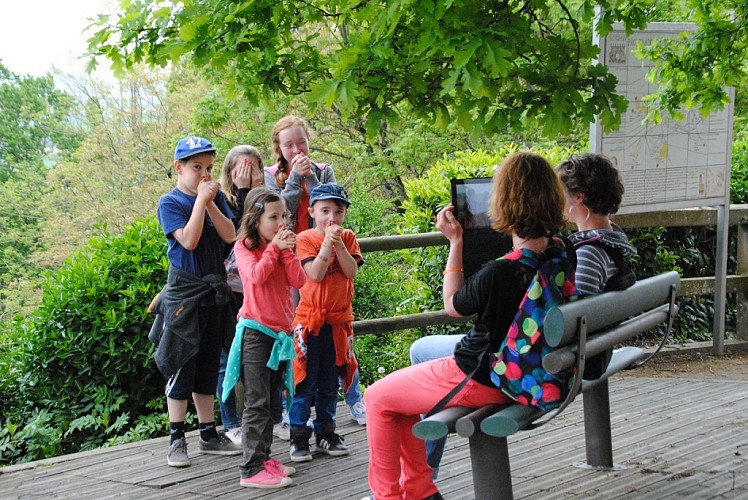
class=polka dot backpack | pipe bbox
[490,237,580,410]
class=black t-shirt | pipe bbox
[452,258,535,387]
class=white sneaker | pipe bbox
[225,427,242,445]
[349,401,366,425]
[273,422,291,441]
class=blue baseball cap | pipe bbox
[309,183,351,207]
[174,136,216,161]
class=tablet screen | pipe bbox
[449,177,512,277]
[450,178,493,229]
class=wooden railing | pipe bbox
[352,204,748,342]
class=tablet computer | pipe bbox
[450,178,512,278]
[450,177,493,229]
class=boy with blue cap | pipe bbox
[151,136,241,467]
[288,183,363,462]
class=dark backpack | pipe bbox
[574,237,637,380]
[575,238,636,292]
[489,238,581,410]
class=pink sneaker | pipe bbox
[266,458,296,476]
[239,463,293,489]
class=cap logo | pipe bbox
[185,137,202,150]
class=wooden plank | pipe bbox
[3,379,748,499]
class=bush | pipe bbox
[355,331,419,387]
[398,146,576,319]
[0,218,169,462]
[732,137,748,204]
[344,186,415,383]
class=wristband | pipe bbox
[442,267,464,275]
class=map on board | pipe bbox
[593,23,733,214]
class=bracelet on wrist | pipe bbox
[442,267,464,275]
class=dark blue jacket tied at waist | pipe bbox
[148,265,234,378]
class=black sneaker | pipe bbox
[198,431,242,455]
[290,438,313,462]
[315,432,350,456]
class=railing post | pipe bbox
[738,220,748,340]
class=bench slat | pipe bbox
[581,346,645,391]
[545,271,680,348]
[543,303,677,373]
[411,406,474,440]
[455,404,508,438]
[479,404,546,437]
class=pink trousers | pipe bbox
[364,356,511,500]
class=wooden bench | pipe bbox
[412,271,681,500]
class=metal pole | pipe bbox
[713,203,729,354]
[469,432,513,500]
[582,381,613,468]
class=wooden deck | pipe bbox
[2,375,748,499]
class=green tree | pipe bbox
[86,0,654,139]
[0,63,80,181]
[637,1,748,122]
[0,64,81,318]
[0,218,169,461]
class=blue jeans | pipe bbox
[217,346,242,429]
[343,368,362,407]
[289,324,339,434]
[276,367,361,424]
[409,334,465,478]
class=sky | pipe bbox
[0,0,117,78]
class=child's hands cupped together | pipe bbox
[290,153,312,177]
[197,180,220,202]
[273,228,297,250]
[324,221,343,246]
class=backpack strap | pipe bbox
[576,239,635,291]
[425,352,485,418]
[424,250,526,418]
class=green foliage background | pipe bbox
[0,219,169,463]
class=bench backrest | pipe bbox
[544,271,681,348]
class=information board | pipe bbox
[592,22,734,214]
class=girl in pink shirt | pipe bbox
[232,187,306,488]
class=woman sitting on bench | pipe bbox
[408,152,638,479]
[361,151,568,500]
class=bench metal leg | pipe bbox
[468,431,513,500]
[578,379,625,471]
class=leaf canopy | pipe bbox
[86,0,656,138]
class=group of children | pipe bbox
[152,117,636,496]
[151,116,364,489]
